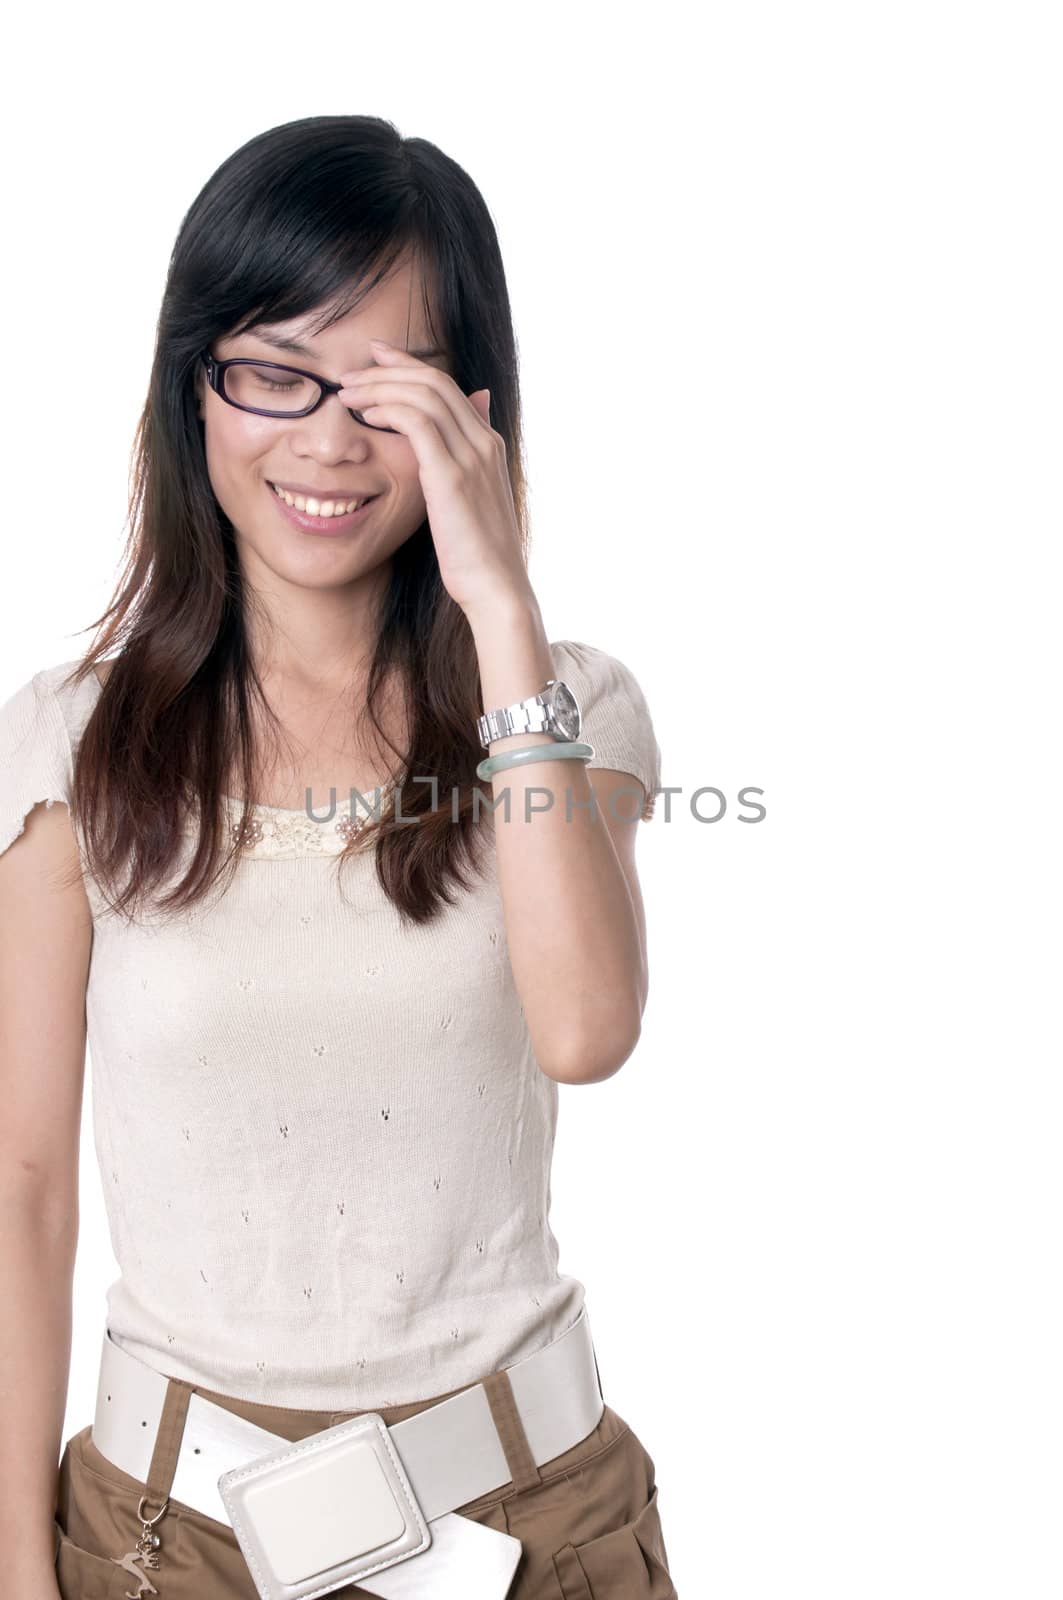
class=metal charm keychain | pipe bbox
[110,1493,169,1598]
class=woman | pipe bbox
[0,116,674,1599]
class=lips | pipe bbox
[267,482,383,523]
[265,478,383,534]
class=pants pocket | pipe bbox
[54,1525,132,1599]
[552,1484,676,1599]
[55,1427,187,1597]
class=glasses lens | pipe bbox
[222,362,322,414]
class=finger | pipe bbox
[340,378,484,469]
[355,399,480,483]
[340,360,495,457]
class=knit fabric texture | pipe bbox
[0,640,662,1409]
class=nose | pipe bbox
[294,391,377,465]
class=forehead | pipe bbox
[233,326,447,366]
[230,254,445,360]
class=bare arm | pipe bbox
[0,797,92,1591]
[472,599,653,1085]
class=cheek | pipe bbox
[203,408,276,489]
[385,444,426,503]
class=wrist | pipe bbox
[462,584,542,643]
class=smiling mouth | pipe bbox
[268,482,379,517]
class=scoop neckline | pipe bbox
[88,664,395,820]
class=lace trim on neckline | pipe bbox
[187,786,398,860]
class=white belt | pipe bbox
[91,1306,604,1600]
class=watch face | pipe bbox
[551,681,581,740]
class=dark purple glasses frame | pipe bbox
[199,350,400,434]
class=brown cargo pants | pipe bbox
[53,1355,677,1599]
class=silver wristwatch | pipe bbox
[477,679,582,748]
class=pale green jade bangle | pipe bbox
[476,740,595,782]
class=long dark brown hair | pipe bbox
[68,116,529,927]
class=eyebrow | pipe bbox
[246,329,446,361]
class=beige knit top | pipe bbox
[0,640,662,1409]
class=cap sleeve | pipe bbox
[0,668,74,858]
[549,639,663,821]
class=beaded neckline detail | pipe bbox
[219,786,397,860]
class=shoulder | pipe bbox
[0,657,99,747]
[549,638,652,702]
[548,638,662,820]
[0,658,100,857]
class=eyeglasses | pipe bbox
[199,350,400,433]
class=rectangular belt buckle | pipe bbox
[217,1411,431,1600]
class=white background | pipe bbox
[1,3,1059,1595]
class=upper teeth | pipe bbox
[271,483,367,516]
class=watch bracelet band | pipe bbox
[478,701,554,745]
[477,679,580,749]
